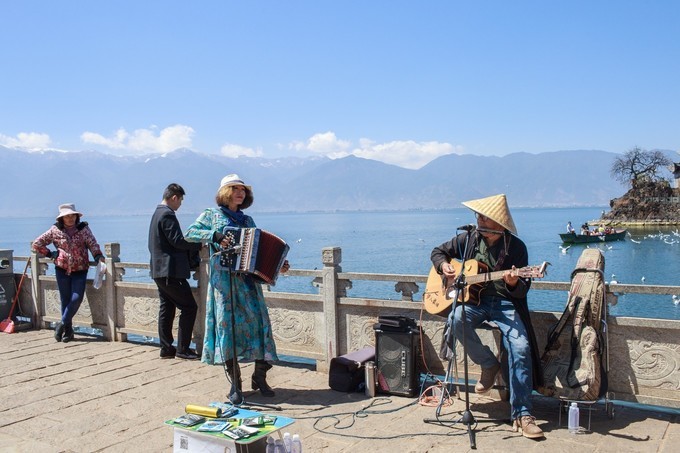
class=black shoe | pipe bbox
[176,350,200,360]
[251,376,275,397]
[54,322,64,342]
[61,325,74,343]
[160,347,177,359]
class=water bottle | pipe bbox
[283,432,292,452]
[274,439,285,453]
[266,436,276,453]
[364,361,376,397]
[291,434,302,453]
[568,401,580,433]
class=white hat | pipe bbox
[462,194,517,234]
[220,174,252,191]
[219,174,254,209]
[56,203,82,220]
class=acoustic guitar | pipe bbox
[423,259,550,316]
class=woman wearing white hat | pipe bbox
[186,174,289,401]
[33,203,105,343]
[430,194,544,439]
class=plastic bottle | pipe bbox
[92,261,106,289]
[266,436,276,453]
[291,434,302,453]
[568,401,580,434]
[274,439,285,453]
[283,432,292,452]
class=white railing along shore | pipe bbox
[7,243,680,409]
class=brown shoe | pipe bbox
[513,415,545,439]
[475,363,500,394]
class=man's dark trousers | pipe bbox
[154,277,197,354]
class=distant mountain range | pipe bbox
[1,146,674,217]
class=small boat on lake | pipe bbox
[559,229,627,244]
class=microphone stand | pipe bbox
[217,247,282,412]
[424,228,478,449]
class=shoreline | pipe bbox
[589,219,680,227]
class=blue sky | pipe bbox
[2,1,679,169]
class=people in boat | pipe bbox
[581,223,590,235]
[185,174,290,402]
[566,221,575,233]
[430,194,545,439]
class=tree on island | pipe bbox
[610,146,672,187]
[606,147,679,223]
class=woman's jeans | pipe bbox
[453,296,533,420]
[55,267,88,328]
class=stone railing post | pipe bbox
[320,247,342,368]
[29,245,44,329]
[102,243,120,341]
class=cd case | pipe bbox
[173,413,205,427]
[197,420,230,432]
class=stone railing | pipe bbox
[10,243,680,409]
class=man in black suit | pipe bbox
[149,183,202,360]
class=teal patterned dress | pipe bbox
[185,207,278,365]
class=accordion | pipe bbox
[218,228,290,285]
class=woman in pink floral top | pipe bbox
[33,203,105,343]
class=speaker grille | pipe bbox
[375,329,419,397]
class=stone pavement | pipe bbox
[0,329,677,452]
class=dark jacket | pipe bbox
[148,204,201,279]
[33,221,104,275]
[431,230,544,389]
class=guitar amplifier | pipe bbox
[374,325,420,397]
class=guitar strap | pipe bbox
[492,232,511,271]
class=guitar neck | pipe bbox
[463,269,509,285]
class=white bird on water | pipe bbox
[641,276,646,283]
[559,245,571,254]
[610,274,618,285]
[673,295,680,305]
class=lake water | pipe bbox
[1,207,679,320]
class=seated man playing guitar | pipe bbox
[430,194,545,440]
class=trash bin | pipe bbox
[0,250,15,320]
[0,249,12,275]
[0,275,16,321]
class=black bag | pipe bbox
[328,346,375,392]
[374,315,418,332]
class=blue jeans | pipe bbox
[55,268,88,328]
[453,296,533,420]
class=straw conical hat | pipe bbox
[462,194,517,234]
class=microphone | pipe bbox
[457,224,476,231]
[222,244,242,255]
[219,244,242,268]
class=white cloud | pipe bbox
[288,131,462,169]
[353,139,461,169]
[220,143,263,158]
[0,132,52,150]
[289,131,352,159]
[80,125,194,154]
